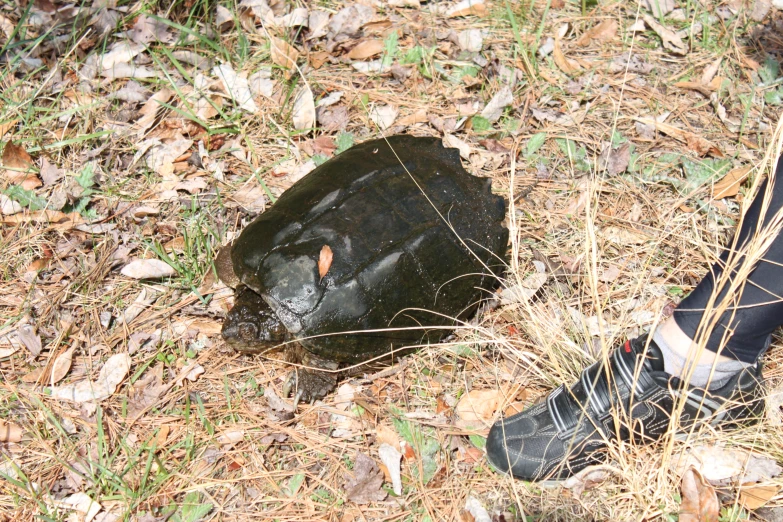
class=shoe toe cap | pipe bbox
[486,413,541,480]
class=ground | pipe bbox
[1,0,782,520]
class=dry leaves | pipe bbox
[269,36,299,78]
[0,421,23,443]
[378,443,402,495]
[50,353,131,403]
[1,142,40,189]
[121,259,177,279]
[553,37,581,75]
[454,389,503,428]
[318,245,334,280]
[446,0,488,17]
[214,63,258,113]
[347,39,384,60]
[712,165,752,199]
[292,87,316,131]
[635,118,723,157]
[576,19,618,46]
[50,346,75,385]
[679,468,720,522]
[343,453,387,504]
[642,15,686,55]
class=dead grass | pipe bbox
[1,0,783,520]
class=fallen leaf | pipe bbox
[553,37,581,75]
[175,362,205,385]
[499,274,547,305]
[598,142,631,176]
[128,14,175,44]
[292,87,316,131]
[643,0,676,16]
[673,445,783,486]
[347,39,384,60]
[635,118,723,157]
[269,36,299,77]
[16,324,42,357]
[50,353,131,403]
[680,468,720,522]
[576,20,618,46]
[701,57,722,85]
[309,50,330,69]
[481,86,514,122]
[674,81,714,97]
[457,29,483,52]
[455,389,503,428]
[443,134,472,159]
[40,157,64,186]
[135,89,174,137]
[369,105,398,131]
[464,496,492,522]
[319,245,334,279]
[643,15,686,55]
[739,484,781,510]
[0,119,18,138]
[50,492,102,522]
[562,467,610,495]
[447,0,488,17]
[217,429,245,446]
[50,346,75,385]
[1,142,40,189]
[97,42,145,70]
[378,443,402,495]
[344,453,387,504]
[154,425,170,448]
[0,421,23,443]
[213,63,258,113]
[712,165,752,199]
[121,259,177,279]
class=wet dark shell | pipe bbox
[230,135,508,363]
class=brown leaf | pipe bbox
[309,51,330,69]
[447,0,488,17]
[643,15,686,54]
[270,36,299,77]
[0,421,23,443]
[50,346,75,385]
[2,142,41,189]
[712,166,752,199]
[553,38,581,75]
[739,484,781,510]
[347,39,384,60]
[0,119,17,138]
[576,20,618,46]
[344,453,387,504]
[636,118,723,157]
[455,389,503,428]
[598,142,631,176]
[674,81,714,97]
[319,245,334,280]
[680,468,720,522]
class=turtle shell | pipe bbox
[230,135,508,364]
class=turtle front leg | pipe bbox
[282,351,339,405]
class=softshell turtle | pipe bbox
[216,135,508,402]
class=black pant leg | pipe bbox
[673,156,783,363]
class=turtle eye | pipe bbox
[238,323,259,342]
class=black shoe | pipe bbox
[485,335,766,481]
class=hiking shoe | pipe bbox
[485,335,765,481]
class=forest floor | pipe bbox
[1,0,783,520]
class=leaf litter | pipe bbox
[2,0,783,520]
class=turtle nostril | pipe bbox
[238,323,258,342]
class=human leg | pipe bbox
[486,158,783,481]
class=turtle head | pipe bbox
[222,286,288,353]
